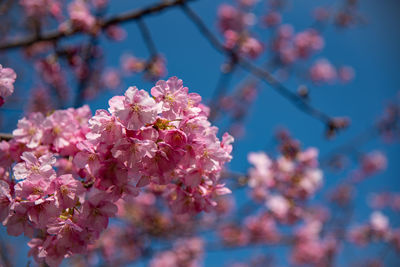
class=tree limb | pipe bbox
[0,0,197,51]
[180,3,344,132]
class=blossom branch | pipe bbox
[137,19,158,59]
[0,0,197,51]
[209,61,238,122]
[74,36,99,108]
[0,133,12,141]
[180,3,346,133]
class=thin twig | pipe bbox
[0,0,197,51]
[180,3,339,130]
[74,36,99,108]
[208,58,238,121]
[0,133,12,141]
[137,19,158,58]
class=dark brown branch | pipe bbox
[180,4,341,130]
[0,133,12,141]
[209,61,237,122]
[74,36,99,108]
[0,0,196,51]
[137,19,158,58]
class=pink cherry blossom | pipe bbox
[370,211,389,233]
[68,0,96,32]
[111,137,157,170]
[361,151,387,175]
[12,112,45,149]
[81,190,118,231]
[151,77,189,119]
[110,86,159,130]
[50,174,85,209]
[13,152,56,181]
[309,59,337,84]
[0,180,12,222]
[266,194,290,219]
[0,64,16,106]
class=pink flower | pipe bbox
[150,238,204,267]
[218,4,245,33]
[0,141,13,168]
[20,0,61,18]
[13,152,56,181]
[105,25,126,41]
[3,202,35,237]
[28,87,54,114]
[0,180,12,222]
[245,213,280,243]
[361,151,387,175]
[196,134,232,173]
[294,30,324,58]
[27,197,59,229]
[240,37,263,59]
[151,77,189,119]
[68,0,96,32]
[146,56,167,81]
[142,142,184,184]
[73,141,101,174]
[86,109,123,144]
[348,225,370,246]
[298,169,323,196]
[12,112,45,148]
[50,174,85,209]
[247,152,273,188]
[266,194,290,219]
[309,59,337,84]
[0,64,16,104]
[221,132,234,154]
[110,86,159,130]
[263,12,282,27]
[160,129,188,148]
[370,211,389,233]
[91,0,108,9]
[102,68,121,90]
[338,66,355,82]
[45,218,88,262]
[42,110,80,152]
[111,137,157,170]
[121,54,145,74]
[81,190,118,231]
[14,178,52,201]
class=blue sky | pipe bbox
[1,0,400,266]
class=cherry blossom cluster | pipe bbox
[0,106,93,266]
[66,0,97,33]
[218,2,263,58]
[19,0,62,18]
[271,25,324,65]
[0,76,233,266]
[75,76,233,213]
[369,192,400,211]
[309,58,355,84]
[247,133,322,223]
[349,211,400,253]
[291,217,337,266]
[0,64,17,107]
[149,238,204,267]
[351,150,387,183]
[212,1,355,137]
[75,190,228,266]
[219,211,280,247]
